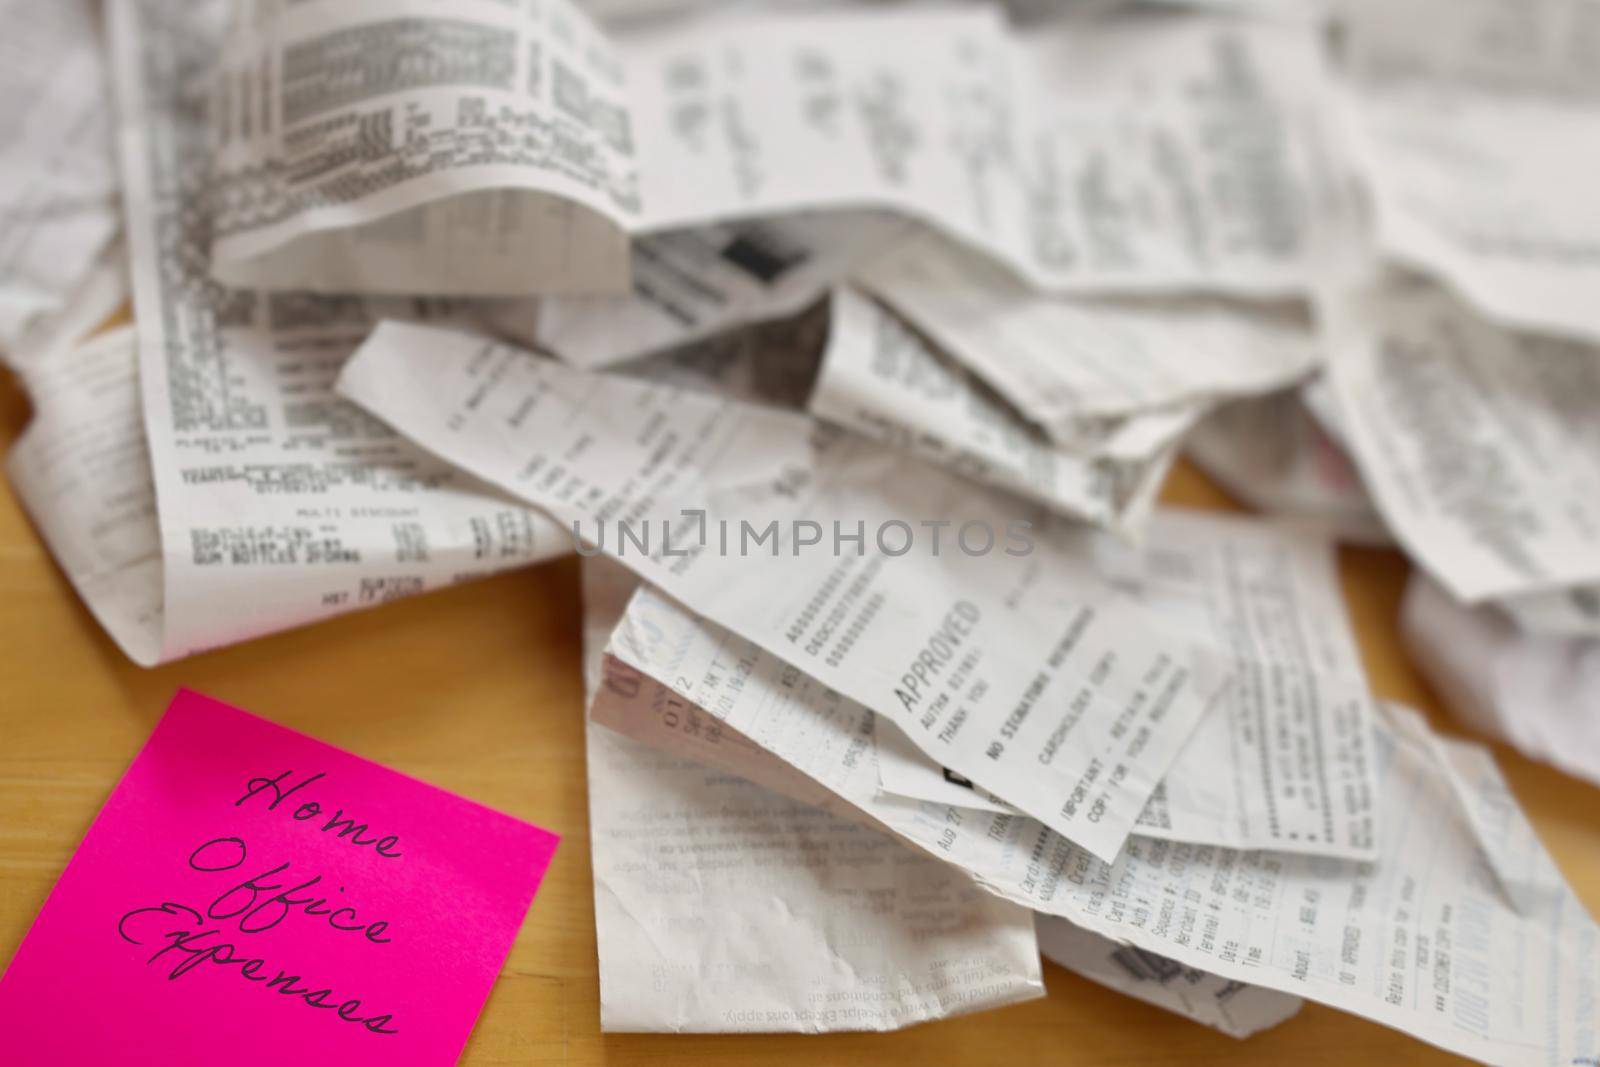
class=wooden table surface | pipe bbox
[1,364,1595,1066]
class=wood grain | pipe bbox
[1,365,1594,1066]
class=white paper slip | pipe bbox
[853,232,1319,436]
[600,577,1275,878]
[537,6,1338,369]
[621,7,1012,235]
[592,577,1168,881]
[1186,384,1392,546]
[203,3,1332,299]
[810,288,1182,536]
[1109,510,1380,860]
[625,7,1333,296]
[580,558,1045,1033]
[0,0,121,361]
[1402,573,1600,790]
[605,506,1381,862]
[111,0,571,663]
[205,0,636,295]
[597,646,1600,1067]
[1342,90,1600,347]
[1338,0,1600,344]
[1034,916,1303,1040]
[340,319,1228,862]
[594,575,1305,1040]
[1324,277,1600,603]
[993,7,1336,298]
[1298,373,1358,450]
[5,326,164,666]
[1058,705,1600,1066]
[534,211,909,369]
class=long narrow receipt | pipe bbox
[1060,708,1600,1066]
[5,327,163,666]
[626,8,1330,296]
[594,643,1600,1066]
[580,559,1045,1032]
[340,320,1225,862]
[592,576,1302,1039]
[853,232,1319,440]
[0,0,120,360]
[201,4,1330,300]
[206,0,636,295]
[533,8,1334,369]
[880,509,1382,857]
[1324,278,1600,602]
[810,288,1181,535]
[1117,510,1380,859]
[111,0,569,662]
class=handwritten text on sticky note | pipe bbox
[0,690,559,1064]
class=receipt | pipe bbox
[0,0,120,362]
[1324,277,1600,602]
[1402,573,1600,790]
[229,4,1331,303]
[854,232,1318,438]
[5,326,163,666]
[1063,707,1600,1066]
[200,4,1332,300]
[535,7,1334,368]
[602,504,1380,865]
[206,0,636,295]
[631,8,1331,294]
[341,320,1227,862]
[1343,91,1600,345]
[1034,916,1302,1040]
[535,211,908,369]
[1014,7,1335,297]
[1338,0,1600,343]
[594,638,1600,1066]
[580,558,1045,1033]
[1186,384,1392,546]
[810,288,1182,534]
[1112,510,1379,859]
[588,569,1300,1038]
[111,0,569,662]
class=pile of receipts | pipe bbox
[2,0,1598,1060]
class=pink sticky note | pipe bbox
[0,689,559,1065]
